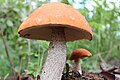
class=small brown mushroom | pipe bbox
[70,48,92,75]
[18,2,93,80]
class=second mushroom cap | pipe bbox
[70,48,92,60]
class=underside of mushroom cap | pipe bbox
[18,2,93,42]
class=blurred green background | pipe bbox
[0,0,120,78]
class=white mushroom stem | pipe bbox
[74,59,82,75]
[41,27,66,80]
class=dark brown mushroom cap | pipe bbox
[70,48,92,60]
[18,2,93,41]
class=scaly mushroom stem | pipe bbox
[41,27,66,80]
[74,59,82,74]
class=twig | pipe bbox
[0,29,15,75]
[100,64,117,73]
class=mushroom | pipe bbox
[70,48,92,75]
[18,2,93,80]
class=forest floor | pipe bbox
[61,63,120,80]
[3,63,120,80]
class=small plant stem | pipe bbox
[27,39,31,62]
[0,31,15,75]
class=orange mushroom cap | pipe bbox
[18,2,93,41]
[70,48,92,60]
